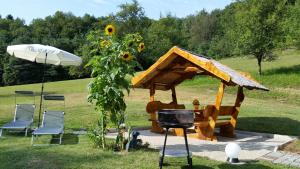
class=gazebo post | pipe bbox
[231,87,244,127]
[171,86,184,136]
[171,86,177,104]
[206,82,226,140]
[150,83,155,102]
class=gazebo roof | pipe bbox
[132,46,269,91]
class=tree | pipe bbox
[112,0,152,69]
[69,41,94,78]
[234,0,286,75]
[115,0,151,36]
[207,3,242,58]
[282,0,300,48]
[184,9,220,56]
[30,12,97,80]
[143,15,187,68]
[0,16,34,85]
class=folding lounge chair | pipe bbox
[31,111,64,145]
[31,95,65,145]
[0,104,35,137]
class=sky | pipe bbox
[0,0,233,24]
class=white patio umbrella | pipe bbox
[7,44,82,126]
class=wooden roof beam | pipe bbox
[173,47,231,82]
[132,48,179,87]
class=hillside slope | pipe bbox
[0,49,299,135]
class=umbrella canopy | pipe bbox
[6,44,82,127]
[7,44,82,66]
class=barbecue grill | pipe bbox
[158,109,193,168]
[158,109,194,128]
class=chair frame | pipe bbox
[0,91,35,137]
[31,95,65,146]
[31,111,64,145]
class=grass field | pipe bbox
[0,49,299,168]
[0,134,295,169]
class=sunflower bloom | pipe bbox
[105,24,115,36]
[120,52,133,61]
[138,42,145,52]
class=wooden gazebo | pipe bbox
[132,46,268,141]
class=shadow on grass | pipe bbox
[0,91,57,98]
[34,91,58,96]
[50,133,79,145]
[237,116,300,136]
[217,162,273,169]
[264,65,300,75]
[0,131,27,137]
[181,165,213,169]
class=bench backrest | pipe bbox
[204,105,236,117]
[146,101,185,114]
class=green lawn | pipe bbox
[0,49,299,168]
[0,135,295,169]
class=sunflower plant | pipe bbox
[86,24,144,150]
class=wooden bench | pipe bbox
[190,86,245,141]
[146,101,185,133]
[190,105,238,140]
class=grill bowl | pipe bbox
[158,109,194,128]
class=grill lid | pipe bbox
[158,109,194,128]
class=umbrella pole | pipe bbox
[38,53,48,127]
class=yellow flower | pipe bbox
[100,40,111,48]
[104,24,115,36]
[120,52,133,61]
[138,42,145,52]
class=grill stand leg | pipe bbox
[25,128,28,137]
[159,128,168,169]
[183,128,192,168]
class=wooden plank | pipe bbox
[218,87,244,137]
[184,66,201,73]
[142,68,182,90]
[206,82,226,139]
[146,101,185,113]
[194,121,209,128]
[151,59,196,86]
[171,86,177,104]
[173,47,231,82]
[150,83,155,102]
[218,106,235,116]
[168,72,196,88]
[230,87,245,128]
[215,120,230,127]
[131,47,178,87]
[174,128,184,136]
[153,71,182,85]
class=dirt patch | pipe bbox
[279,139,300,154]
